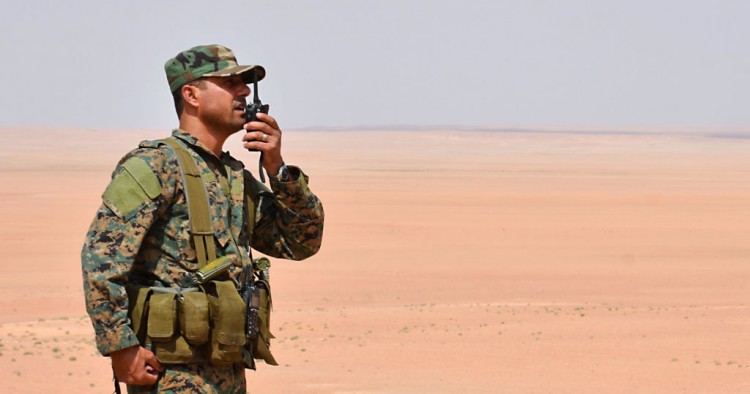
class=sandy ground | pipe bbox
[0,127,748,393]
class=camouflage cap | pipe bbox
[165,44,266,92]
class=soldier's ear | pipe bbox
[181,84,201,109]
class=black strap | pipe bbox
[113,374,121,394]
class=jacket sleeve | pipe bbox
[81,148,173,355]
[248,165,324,260]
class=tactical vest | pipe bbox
[126,136,277,369]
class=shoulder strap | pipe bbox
[160,137,217,267]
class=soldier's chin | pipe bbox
[234,120,249,133]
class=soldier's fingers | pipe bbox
[243,120,264,133]
[243,122,275,138]
[111,345,141,382]
[143,348,163,372]
[135,369,160,386]
[244,131,278,148]
[255,112,280,131]
[132,361,160,385]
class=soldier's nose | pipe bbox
[239,84,251,97]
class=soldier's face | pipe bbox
[198,75,251,134]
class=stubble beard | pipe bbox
[204,107,246,137]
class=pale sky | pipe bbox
[1,0,748,130]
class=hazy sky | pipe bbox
[1,0,748,130]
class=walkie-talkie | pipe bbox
[245,69,269,123]
[245,69,270,182]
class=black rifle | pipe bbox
[240,257,271,369]
[240,262,260,369]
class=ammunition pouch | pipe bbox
[127,282,246,365]
[206,280,246,365]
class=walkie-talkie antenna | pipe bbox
[253,69,261,104]
[252,69,266,183]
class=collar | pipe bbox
[171,129,244,170]
[171,129,226,160]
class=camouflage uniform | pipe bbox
[81,129,324,393]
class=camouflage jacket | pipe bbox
[81,129,324,356]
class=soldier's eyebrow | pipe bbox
[228,75,245,84]
[222,76,246,88]
[205,77,230,88]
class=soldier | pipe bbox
[81,44,324,393]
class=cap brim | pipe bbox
[202,64,266,83]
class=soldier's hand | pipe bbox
[243,112,285,176]
[110,345,163,386]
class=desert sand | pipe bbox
[0,126,748,393]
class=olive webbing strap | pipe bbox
[161,137,217,268]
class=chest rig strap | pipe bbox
[161,137,217,267]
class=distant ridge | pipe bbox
[288,124,750,139]
[2,125,748,140]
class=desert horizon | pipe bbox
[0,126,748,393]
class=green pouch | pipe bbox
[147,293,176,342]
[126,286,153,345]
[257,285,272,340]
[147,292,198,364]
[254,282,278,365]
[206,280,246,365]
[179,292,210,345]
[148,291,211,364]
[154,335,194,364]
